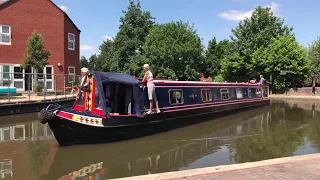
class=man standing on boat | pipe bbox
[259,74,266,84]
[80,67,89,86]
[142,64,161,114]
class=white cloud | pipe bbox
[80,45,95,51]
[265,2,280,15]
[103,35,114,41]
[219,2,280,21]
[219,10,254,21]
[58,5,68,12]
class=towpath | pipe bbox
[270,94,320,100]
[0,94,75,104]
[115,153,320,180]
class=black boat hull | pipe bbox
[45,99,270,146]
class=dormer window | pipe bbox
[0,25,11,45]
[68,33,75,50]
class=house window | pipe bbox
[45,66,53,90]
[68,66,75,83]
[201,89,212,102]
[169,89,184,105]
[0,25,11,45]
[2,65,10,79]
[236,88,243,99]
[68,33,75,50]
[220,88,229,100]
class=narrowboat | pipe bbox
[38,71,270,146]
[40,107,269,180]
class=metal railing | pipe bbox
[0,72,82,103]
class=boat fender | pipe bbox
[38,109,55,124]
[38,104,62,124]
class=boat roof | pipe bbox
[92,71,264,86]
[153,80,262,86]
[93,71,141,85]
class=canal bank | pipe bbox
[115,153,320,180]
[270,94,320,100]
[0,95,75,116]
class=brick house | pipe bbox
[0,0,80,91]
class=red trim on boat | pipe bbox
[73,105,84,111]
[109,114,137,117]
[155,85,263,88]
[163,98,269,113]
[160,97,264,109]
[56,110,74,120]
[154,80,266,86]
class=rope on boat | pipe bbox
[38,104,62,124]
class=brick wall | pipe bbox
[0,0,80,90]
[0,0,64,67]
[64,15,80,76]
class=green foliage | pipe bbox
[251,35,311,89]
[112,0,155,73]
[88,54,100,71]
[84,0,314,87]
[308,36,320,72]
[99,39,114,72]
[213,74,224,82]
[80,56,89,68]
[205,38,233,76]
[21,30,51,69]
[221,6,293,81]
[32,82,42,92]
[143,21,205,80]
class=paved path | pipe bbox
[270,94,320,100]
[0,94,75,104]
[115,153,320,180]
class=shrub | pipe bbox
[32,82,42,93]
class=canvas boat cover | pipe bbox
[92,71,145,117]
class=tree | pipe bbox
[21,30,51,92]
[80,56,89,68]
[221,6,293,81]
[143,21,205,80]
[87,54,100,71]
[205,38,233,77]
[308,36,320,71]
[303,37,320,86]
[112,0,155,73]
[251,35,311,89]
[98,39,114,72]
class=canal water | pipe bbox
[0,99,320,180]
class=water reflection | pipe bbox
[2,99,320,179]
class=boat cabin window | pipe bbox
[236,88,243,99]
[220,88,229,100]
[94,86,100,109]
[201,89,212,102]
[256,88,261,97]
[247,88,252,98]
[169,89,184,105]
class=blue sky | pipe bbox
[52,0,320,58]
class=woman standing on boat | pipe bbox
[142,64,161,114]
